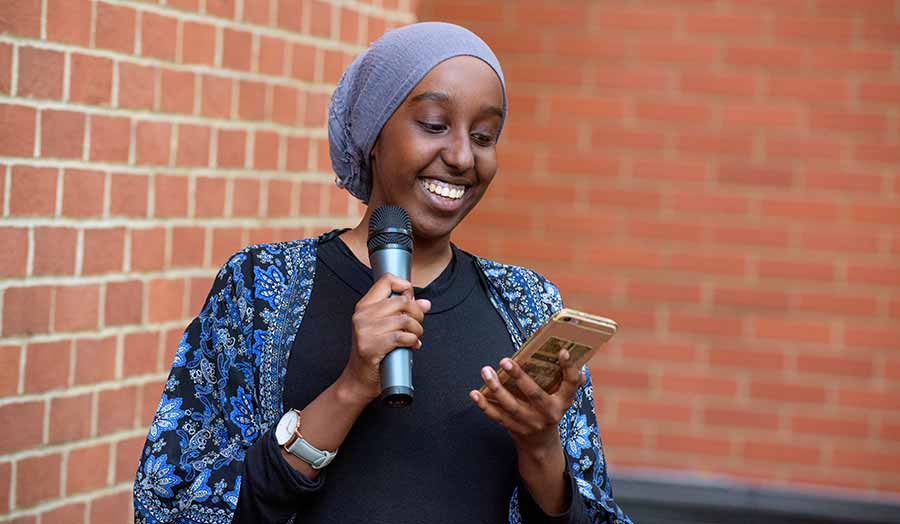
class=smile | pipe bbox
[418,178,466,200]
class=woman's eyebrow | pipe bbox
[409,90,503,118]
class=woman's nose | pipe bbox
[441,131,475,173]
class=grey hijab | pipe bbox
[327,21,507,203]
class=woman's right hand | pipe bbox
[339,274,431,405]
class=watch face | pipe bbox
[275,410,298,446]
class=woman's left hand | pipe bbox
[469,350,585,514]
[469,349,585,457]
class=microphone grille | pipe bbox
[367,205,412,253]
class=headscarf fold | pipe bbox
[328,22,507,203]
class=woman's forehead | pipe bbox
[407,56,504,110]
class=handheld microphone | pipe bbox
[367,205,414,408]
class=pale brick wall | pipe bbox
[0,0,415,521]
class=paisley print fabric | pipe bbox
[133,238,631,523]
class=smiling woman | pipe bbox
[133,22,631,524]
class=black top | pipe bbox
[234,230,582,523]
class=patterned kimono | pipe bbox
[133,237,632,523]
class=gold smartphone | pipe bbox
[480,308,617,398]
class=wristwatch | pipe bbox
[275,409,338,469]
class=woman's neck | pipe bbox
[339,222,453,289]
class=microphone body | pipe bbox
[367,206,414,407]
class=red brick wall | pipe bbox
[0,0,413,520]
[419,0,900,496]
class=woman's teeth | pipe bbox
[420,178,465,200]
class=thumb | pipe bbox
[416,298,432,313]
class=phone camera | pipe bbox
[562,317,572,323]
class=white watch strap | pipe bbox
[286,434,338,470]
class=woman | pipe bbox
[134,22,631,524]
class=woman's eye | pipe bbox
[418,121,447,133]
[472,133,496,146]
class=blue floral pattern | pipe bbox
[134,237,631,523]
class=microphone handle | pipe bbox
[370,248,414,407]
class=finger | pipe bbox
[382,330,419,351]
[469,390,530,435]
[500,357,554,411]
[416,299,432,314]
[480,366,532,425]
[359,274,413,306]
[380,313,424,339]
[555,350,586,401]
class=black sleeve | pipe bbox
[518,455,589,524]
[232,429,326,523]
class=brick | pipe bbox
[796,292,878,316]
[82,227,126,275]
[62,169,104,217]
[131,228,166,270]
[713,225,790,248]
[684,13,765,36]
[670,313,742,337]
[106,280,143,327]
[801,230,879,254]
[0,461,9,513]
[169,0,199,10]
[2,286,52,336]
[656,432,731,457]
[272,85,299,125]
[625,280,701,304]
[171,227,206,267]
[290,43,316,81]
[744,441,820,466]
[861,21,900,44]
[298,182,322,215]
[767,136,845,162]
[67,443,110,495]
[725,44,807,69]
[15,453,61,508]
[775,15,853,43]
[769,76,849,103]
[670,191,750,216]
[0,228,28,277]
[89,115,131,162]
[267,179,293,217]
[635,100,712,124]
[211,228,243,266]
[750,380,826,404]
[95,2,136,53]
[201,75,233,118]
[136,120,171,165]
[254,131,280,170]
[140,379,166,426]
[41,503,85,524]
[160,69,195,114]
[636,40,717,64]
[845,325,900,349]
[322,50,345,84]
[722,103,802,129]
[98,386,138,434]
[618,398,693,424]
[123,330,159,377]
[797,354,874,378]
[141,12,177,61]
[74,336,116,385]
[148,278,186,322]
[0,345,20,396]
[718,164,793,188]
[217,129,246,168]
[848,264,900,287]
[222,28,252,71]
[758,259,835,282]
[48,393,93,444]
[115,436,145,482]
[47,0,91,47]
[207,0,236,18]
[195,177,227,217]
[594,6,677,32]
[0,104,36,156]
[855,143,900,164]
[24,340,69,393]
[17,47,64,100]
[583,245,662,270]
[661,373,738,398]
[588,187,661,210]
[304,92,329,127]
[33,227,77,275]
[709,345,786,372]
[838,387,900,411]
[0,43,11,94]
[176,124,211,167]
[811,50,892,73]
[54,284,100,332]
[833,449,900,474]
[792,413,868,439]
[714,287,789,310]
[277,0,302,30]
[0,402,43,453]
[243,0,272,25]
[154,174,189,217]
[257,36,286,76]
[626,218,704,243]
[704,406,780,431]
[286,136,309,172]
[41,110,86,158]
[110,173,148,217]
[340,8,359,44]
[231,179,260,217]
[755,317,831,344]
[189,275,215,315]
[89,490,132,524]
[0,0,41,38]
[677,132,753,157]
[310,0,332,37]
[238,80,267,121]
[804,169,883,194]
[182,21,216,65]
[759,197,840,221]
[69,54,113,105]
[118,62,157,110]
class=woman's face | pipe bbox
[367,55,504,242]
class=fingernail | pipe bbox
[469,391,478,402]
[481,367,490,380]
[500,359,512,371]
